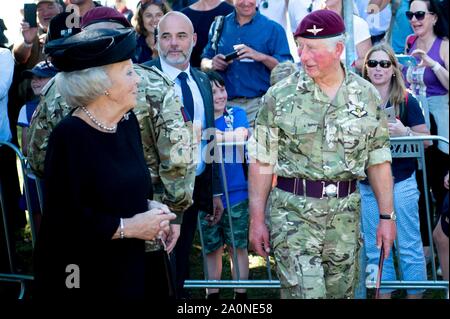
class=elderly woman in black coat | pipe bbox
[33,28,176,300]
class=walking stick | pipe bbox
[375,243,385,299]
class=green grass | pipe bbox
[187,232,280,299]
[187,232,448,300]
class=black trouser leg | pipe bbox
[173,204,199,299]
[416,145,450,247]
[144,250,176,300]
[429,148,449,214]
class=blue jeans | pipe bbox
[360,173,427,295]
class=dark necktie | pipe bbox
[177,72,194,121]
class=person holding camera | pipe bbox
[13,0,62,66]
[201,0,292,126]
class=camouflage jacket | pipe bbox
[27,76,70,175]
[133,64,195,223]
[248,66,392,181]
[27,64,195,223]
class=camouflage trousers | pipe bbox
[269,187,362,299]
[199,200,249,254]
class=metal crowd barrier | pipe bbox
[185,136,449,298]
[372,135,449,298]
[0,141,38,299]
[2,135,449,298]
[187,140,279,290]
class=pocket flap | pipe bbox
[296,118,319,134]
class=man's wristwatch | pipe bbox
[380,211,396,221]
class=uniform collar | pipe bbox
[296,63,359,102]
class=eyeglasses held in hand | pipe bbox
[366,60,392,68]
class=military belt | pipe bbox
[276,177,357,199]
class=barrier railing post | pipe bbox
[217,143,241,281]
[0,179,15,273]
[196,213,209,281]
[22,166,37,248]
[0,141,38,299]
[418,140,438,280]
[34,174,45,217]
[379,135,449,295]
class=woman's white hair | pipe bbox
[55,65,112,108]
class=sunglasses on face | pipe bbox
[405,11,433,21]
[366,60,392,68]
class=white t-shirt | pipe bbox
[341,15,371,65]
[18,104,30,127]
[354,0,392,36]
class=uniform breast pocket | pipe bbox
[342,124,369,169]
[276,115,319,156]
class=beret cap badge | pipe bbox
[306,25,324,36]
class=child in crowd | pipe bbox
[17,61,57,231]
[18,61,57,155]
[200,70,250,300]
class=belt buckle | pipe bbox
[322,182,338,198]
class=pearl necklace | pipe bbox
[81,106,117,132]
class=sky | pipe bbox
[1,0,141,46]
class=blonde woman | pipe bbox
[361,43,429,299]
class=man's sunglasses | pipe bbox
[405,11,434,21]
[366,60,392,68]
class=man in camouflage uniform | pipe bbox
[27,8,195,253]
[247,10,397,299]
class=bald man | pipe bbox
[142,12,223,299]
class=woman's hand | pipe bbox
[410,49,438,69]
[148,200,171,214]
[147,200,180,252]
[388,119,407,136]
[125,208,176,241]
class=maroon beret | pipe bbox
[294,10,345,39]
[81,7,132,29]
